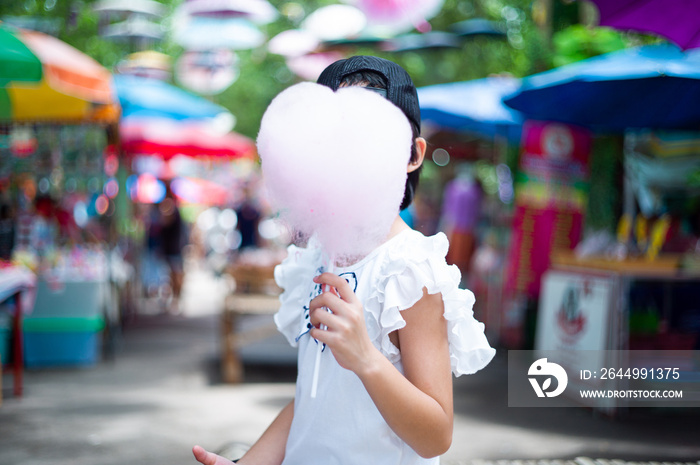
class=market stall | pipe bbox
[537,130,700,354]
[1,24,122,369]
[499,45,700,410]
[500,44,700,354]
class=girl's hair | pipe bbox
[339,71,422,211]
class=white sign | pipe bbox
[536,271,613,359]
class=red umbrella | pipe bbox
[589,0,700,50]
[120,118,256,160]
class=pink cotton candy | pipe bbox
[257,82,412,261]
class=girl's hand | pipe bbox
[192,445,233,465]
[309,272,382,376]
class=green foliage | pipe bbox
[552,24,627,67]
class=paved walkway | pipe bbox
[1,267,699,465]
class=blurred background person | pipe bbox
[154,183,187,313]
[440,162,484,280]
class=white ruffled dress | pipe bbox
[274,229,495,465]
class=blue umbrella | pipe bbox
[418,76,523,140]
[503,44,700,131]
[113,75,232,123]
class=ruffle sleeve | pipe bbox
[364,231,496,377]
[273,242,322,347]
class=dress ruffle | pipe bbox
[363,231,495,376]
[273,231,495,376]
[273,242,322,347]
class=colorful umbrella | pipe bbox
[588,0,700,51]
[113,74,233,126]
[0,24,118,122]
[0,25,42,85]
[418,76,523,140]
[120,118,256,160]
[503,44,700,131]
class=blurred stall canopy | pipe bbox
[504,44,700,131]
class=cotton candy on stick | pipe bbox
[257,82,413,397]
[258,82,412,260]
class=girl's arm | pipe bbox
[310,274,453,458]
[193,399,294,465]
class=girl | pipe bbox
[193,56,495,465]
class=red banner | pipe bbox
[505,120,592,299]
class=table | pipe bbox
[0,265,37,402]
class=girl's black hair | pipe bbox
[339,71,422,211]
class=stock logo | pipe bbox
[528,358,568,398]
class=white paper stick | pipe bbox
[310,256,334,398]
